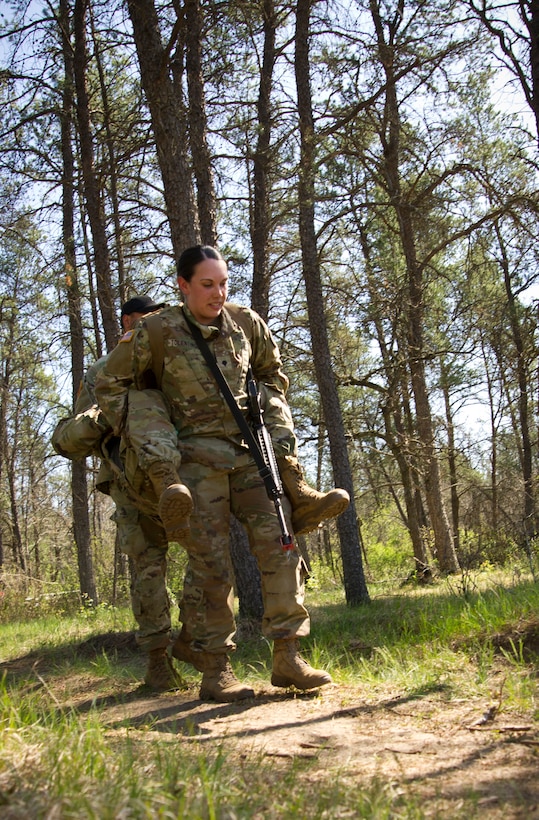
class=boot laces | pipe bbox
[219,663,240,688]
[283,642,316,672]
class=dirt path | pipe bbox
[78,677,538,817]
[4,636,539,818]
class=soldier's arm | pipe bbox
[82,356,107,406]
[74,378,95,415]
[94,327,152,434]
[248,311,298,459]
[245,309,289,395]
[52,359,111,462]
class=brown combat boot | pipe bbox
[170,627,207,672]
[277,456,350,535]
[271,638,332,689]
[147,461,193,540]
[144,647,185,692]
[199,655,255,702]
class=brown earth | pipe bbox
[3,633,539,818]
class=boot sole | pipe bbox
[199,686,255,702]
[293,494,350,535]
[159,485,193,536]
[271,672,332,689]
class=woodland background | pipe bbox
[1,0,539,614]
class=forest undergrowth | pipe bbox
[0,567,538,818]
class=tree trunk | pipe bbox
[370,0,459,573]
[0,322,9,570]
[73,0,117,352]
[472,0,539,146]
[184,0,218,246]
[127,0,199,257]
[60,0,97,605]
[89,7,127,305]
[295,0,369,605]
[228,0,278,629]
[408,286,459,572]
[440,360,460,555]
[527,0,539,143]
[6,420,25,570]
[481,337,499,529]
[382,402,431,576]
[250,0,277,319]
[71,458,97,605]
[358,220,430,575]
[229,515,263,639]
[496,221,536,541]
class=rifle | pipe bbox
[246,367,294,554]
[182,309,295,555]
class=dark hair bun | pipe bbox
[176,245,223,281]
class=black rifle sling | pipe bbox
[182,310,277,496]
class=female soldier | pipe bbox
[95,246,348,702]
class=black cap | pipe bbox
[120,295,165,318]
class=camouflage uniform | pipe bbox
[95,303,311,655]
[67,358,173,653]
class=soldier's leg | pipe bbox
[170,463,235,652]
[109,483,183,691]
[124,388,193,540]
[174,461,254,702]
[277,456,350,535]
[231,461,331,690]
[257,384,349,534]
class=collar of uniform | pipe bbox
[181,303,221,340]
[219,304,241,336]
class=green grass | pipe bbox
[0,571,538,817]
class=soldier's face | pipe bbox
[178,258,229,325]
[122,311,144,331]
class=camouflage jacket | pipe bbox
[52,354,162,511]
[51,357,110,460]
[94,302,297,461]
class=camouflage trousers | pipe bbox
[109,482,172,653]
[120,387,310,653]
[178,449,310,654]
